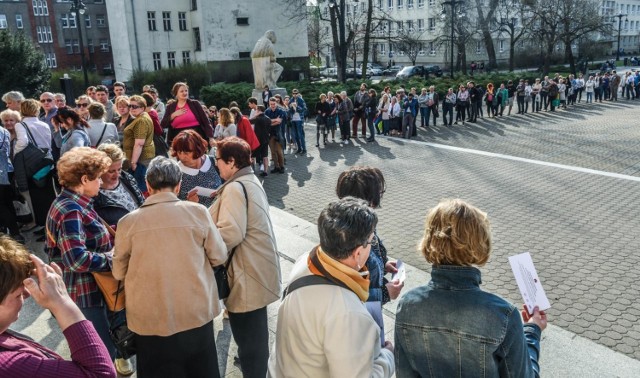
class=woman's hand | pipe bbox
[24,255,85,330]
[186,189,200,203]
[521,305,548,331]
[385,279,404,300]
[171,108,187,120]
[385,261,398,274]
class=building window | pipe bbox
[407,20,413,31]
[237,17,249,26]
[16,14,23,29]
[387,0,392,10]
[377,0,382,9]
[397,0,403,9]
[85,14,91,28]
[193,27,201,51]
[182,50,191,64]
[46,26,52,42]
[499,39,504,53]
[167,51,176,68]
[418,18,424,31]
[147,12,156,31]
[396,21,403,30]
[428,0,435,5]
[428,18,435,31]
[239,51,250,58]
[33,1,49,16]
[153,52,162,70]
[96,14,105,27]
[178,12,187,31]
[429,41,436,55]
[48,53,57,68]
[37,26,43,42]
[0,15,6,29]
[418,0,424,8]
[61,13,76,28]
[65,39,72,54]
[407,0,414,8]
[73,39,79,53]
[476,41,482,54]
[87,39,95,53]
[380,43,386,53]
[162,11,171,31]
[100,39,109,52]
[190,0,197,11]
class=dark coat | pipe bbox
[93,170,145,226]
[160,99,214,139]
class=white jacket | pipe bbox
[267,253,395,378]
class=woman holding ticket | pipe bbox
[172,130,223,208]
[395,199,547,377]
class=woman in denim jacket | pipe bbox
[395,199,547,377]
[337,166,404,346]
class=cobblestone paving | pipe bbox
[263,100,640,360]
[414,100,640,176]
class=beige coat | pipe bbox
[267,253,395,378]
[208,167,281,313]
[113,192,227,336]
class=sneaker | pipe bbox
[115,358,135,376]
[343,139,349,145]
[259,171,268,177]
[270,167,280,173]
[259,163,264,172]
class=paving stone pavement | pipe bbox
[262,100,640,361]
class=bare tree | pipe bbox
[496,0,533,71]
[394,28,426,66]
[472,0,500,70]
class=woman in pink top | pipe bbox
[0,236,115,378]
[160,82,215,146]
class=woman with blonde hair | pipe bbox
[74,95,92,121]
[213,107,237,141]
[122,95,155,192]
[113,96,133,141]
[395,199,547,377]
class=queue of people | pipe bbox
[0,79,554,377]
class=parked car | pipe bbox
[359,63,383,76]
[346,66,371,79]
[383,65,404,76]
[396,65,444,79]
[320,67,338,78]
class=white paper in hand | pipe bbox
[391,260,406,284]
[509,252,551,314]
[193,186,216,197]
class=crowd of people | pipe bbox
[7,70,625,377]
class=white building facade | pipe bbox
[106,0,309,82]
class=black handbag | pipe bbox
[18,123,54,187]
[215,181,248,299]
[108,281,137,359]
[153,133,169,157]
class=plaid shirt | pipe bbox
[45,189,113,308]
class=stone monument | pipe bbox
[251,30,287,104]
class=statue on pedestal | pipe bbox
[251,30,283,90]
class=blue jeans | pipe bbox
[81,305,117,360]
[367,114,376,138]
[293,120,305,151]
[382,119,390,135]
[131,163,147,193]
[419,107,429,126]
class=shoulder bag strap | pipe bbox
[309,249,351,291]
[95,122,108,147]
[21,122,39,148]
[282,275,342,299]
[224,181,248,269]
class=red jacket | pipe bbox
[237,115,260,151]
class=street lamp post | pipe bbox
[70,0,88,89]
[613,13,628,62]
[441,0,465,78]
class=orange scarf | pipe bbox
[308,246,370,302]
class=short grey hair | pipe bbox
[54,93,66,101]
[2,91,25,103]
[145,156,182,190]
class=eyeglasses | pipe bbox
[40,98,53,103]
[363,237,379,248]
[128,104,142,109]
[76,103,89,108]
